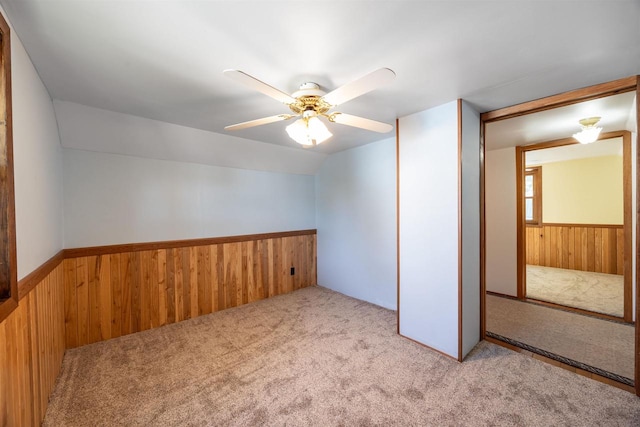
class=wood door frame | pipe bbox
[479,75,640,396]
[515,130,632,323]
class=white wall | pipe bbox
[398,101,459,357]
[315,138,397,310]
[461,101,480,357]
[63,149,315,248]
[485,147,517,296]
[8,10,64,279]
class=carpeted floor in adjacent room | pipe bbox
[526,265,624,317]
[44,286,640,426]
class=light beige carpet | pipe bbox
[44,287,640,426]
[487,294,633,380]
[526,265,624,317]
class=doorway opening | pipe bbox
[517,131,632,323]
[480,76,640,395]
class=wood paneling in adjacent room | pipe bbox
[63,233,317,349]
[525,224,623,275]
[0,263,65,427]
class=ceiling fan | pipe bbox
[223,68,396,147]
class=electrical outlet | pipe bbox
[290,267,295,276]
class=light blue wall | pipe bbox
[398,101,460,358]
[10,12,64,279]
[315,138,397,310]
[63,149,316,247]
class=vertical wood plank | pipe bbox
[157,249,168,327]
[273,238,281,297]
[242,241,250,304]
[549,227,557,268]
[568,227,575,270]
[174,248,184,322]
[617,228,624,275]
[99,255,111,341]
[252,240,263,301]
[209,245,218,313]
[574,227,582,271]
[26,294,41,424]
[216,245,225,311]
[149,250,160,328]
[197,246,210,315]
[202,245,212,314]
[602,228,610,274]
[190,246,198,317]
[75,257,89,347]
[594,228,602,273]
[87,256,101,344]
[165,248,176,325]
[260,239,271,299]
[110,254,122,339]
[63,258,78,348]
[223,243,241,308]
[546,228,553,267]
[580,228,588,271]
[120,253,133,336]
[181,247,191,320]
[608,228,617,275]
[139,251,151,331]
[587,228,595,272]
[130,252,142,333]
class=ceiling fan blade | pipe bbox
[330,113,393,133]
[224,70,296,105]
[322,68,396,106]
[225,114,294,131]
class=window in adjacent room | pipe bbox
[524,166,541,225]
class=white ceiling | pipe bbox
[2,1,639,154]
[525,137,622,166]
[486,91,637,151]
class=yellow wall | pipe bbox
[541,155,623,224]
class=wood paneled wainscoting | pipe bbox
[62,230,317,349]
[0,229,316,425]
[525,224,623,275]
[0,257,66,427]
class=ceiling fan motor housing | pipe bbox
[289,82,332,116]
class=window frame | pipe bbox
[524,166,542,225]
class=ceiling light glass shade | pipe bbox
[286,116,332,146]
[572,126,602,144]
[572,117,602,144]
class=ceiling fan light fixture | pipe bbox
[285,115,332,146]
[572,116,602,144]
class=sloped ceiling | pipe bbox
[2,0,639,155]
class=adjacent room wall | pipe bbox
[485,147,517,296]
[63,149,316,248]
[540,155,623,224]
[315,137,397,310]
[11,17,64,279]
